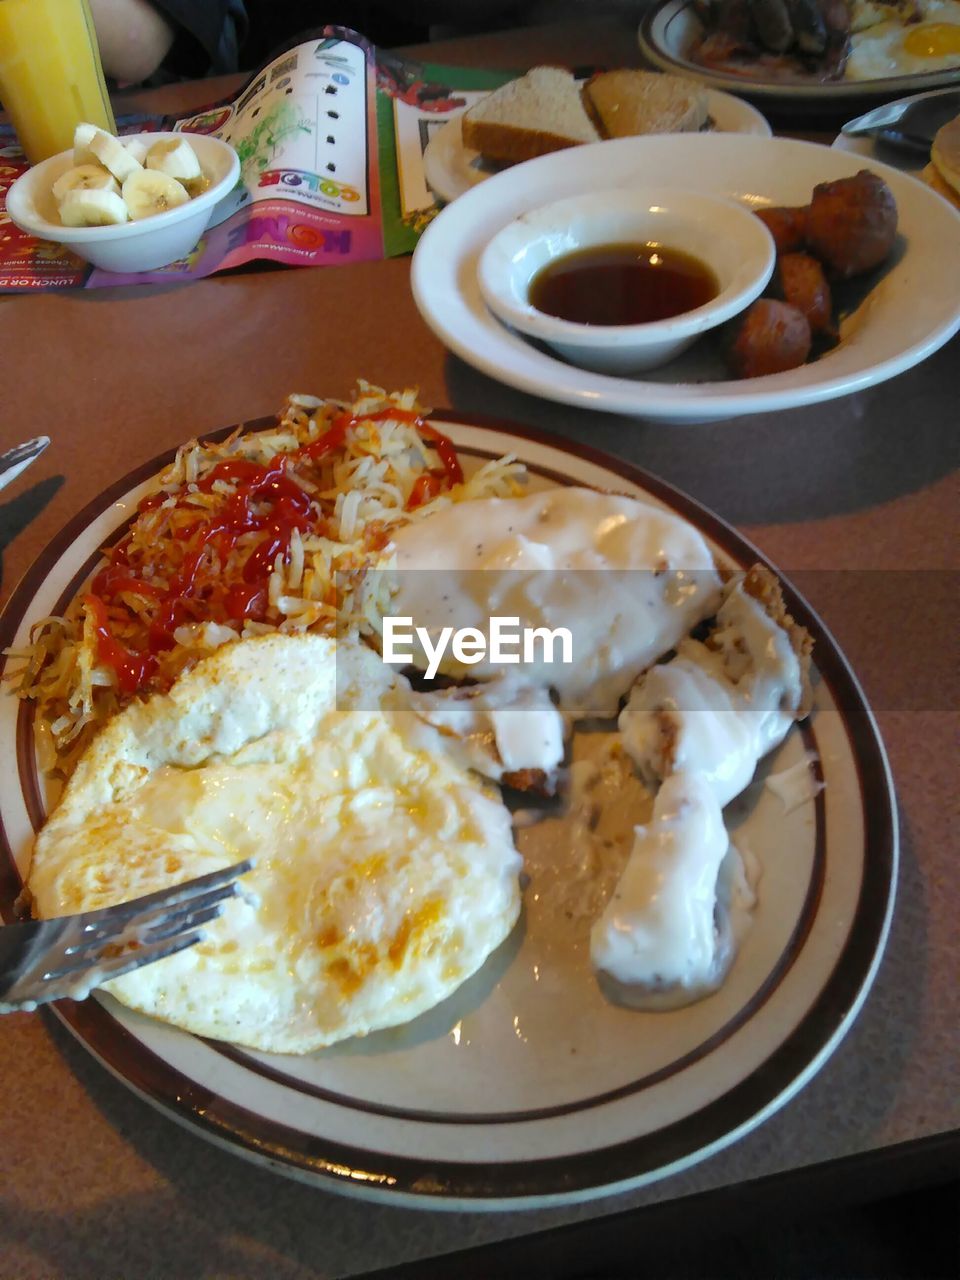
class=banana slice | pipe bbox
[145,137,202,183]
[122,137,149,166]
[52,164,120,205]
[73,122,99,165]
[122,169,190,220]
[89,128,143,182]
[59,188,130,227]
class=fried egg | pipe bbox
[849,1,920,35]
[846,3,960,78]
[26,634,522,1053]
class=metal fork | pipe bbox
[0,859,253,1013]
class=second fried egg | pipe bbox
[846,3,960,78]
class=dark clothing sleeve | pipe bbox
[149,0,247,75]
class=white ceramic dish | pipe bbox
[833,86,960,179]
[423,88,772,205]
[0,416,897,1208]
[411,133,960,424]
[832,129,928,172]
[4,131,240,273]
[477,188,774,374]
[639,0,960,109]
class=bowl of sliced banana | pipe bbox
[5,125,240,273]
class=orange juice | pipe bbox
[0,0,115,164]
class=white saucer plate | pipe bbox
[832,86,960,180]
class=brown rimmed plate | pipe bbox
[0,415,897,1209]
[639,0,960,111]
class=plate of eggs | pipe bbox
[639,0,960,110]
[0,390,897,1207]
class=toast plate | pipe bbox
[411,133,960,423]
[423,87,771,205]
[0,415,896,1209]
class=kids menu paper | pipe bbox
[0,27,509,290]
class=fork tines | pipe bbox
[0,858,254,1013]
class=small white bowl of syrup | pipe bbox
[477,188,775,374]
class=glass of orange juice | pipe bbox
[0,0,116,164]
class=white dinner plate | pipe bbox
[0,416,897,1208]
[423,88,772,205]
[639,0,960,109]
[411,133,960,423]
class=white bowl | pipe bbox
[4,131,240,273]
[477,188,775,374]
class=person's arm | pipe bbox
[88,0,176,84]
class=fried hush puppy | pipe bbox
[754,204,809,254]
[772,253,834,336]
[726,299,812,379]
[806,170,898,278]
[727,170,897,378]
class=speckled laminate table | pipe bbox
[0,19,957,1280]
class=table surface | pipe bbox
[1,18,957,1280]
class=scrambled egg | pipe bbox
[27,635,521,1052]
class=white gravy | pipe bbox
[619,585,803,807]
[389,488,721,719]
[590,771,732,1003]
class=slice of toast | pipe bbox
[461,66,600,165]
[584,70,709,138]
